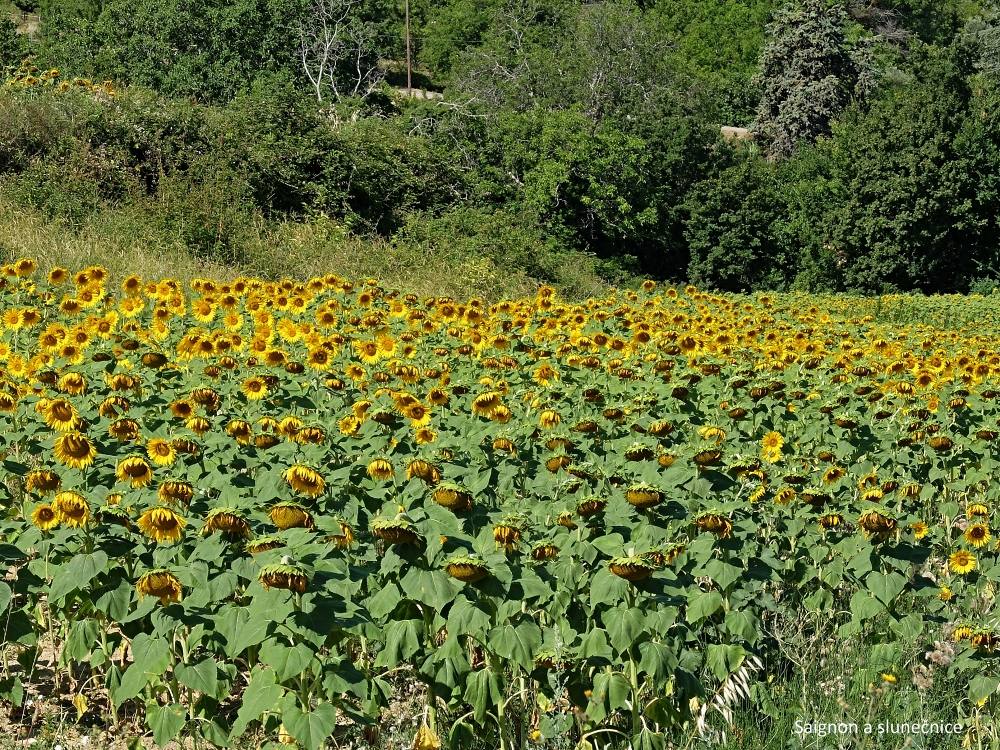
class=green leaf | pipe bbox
[686,591,723,623]
[374,620,423,668]
[49,551,108,602]
[969,676,1000,703]
[579,628,611,660]
[230,667,283,740]
[280,694,337,750]
[259,641,314,683]
[638,641,676,682]
[113,634,170,707]
[705,644,746,681]
[0,582,11,614]
[724,611,759,643]
[175,658,220,699]
[64,619,100,662]
[463,668,502,723]
[867,571,907,607]
[146,703,186,747]
[400,568,461,611]
[704,559,742,591]
[589,568,629,607]
[606,607,646,653]
[488,621,542,671]
[849,590,884,621]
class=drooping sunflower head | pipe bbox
[25,469,61,495]
[371,516,419,546]
[695,511,734,539]
[136,569,183,605]
[202,507,251,539]
[366,458,394,482]
[137,507,186,543]
[444,555,489,583]
[624,483,663,510]
[283,464,326,498]
[259,563,308,593]
[54,490,90,527]
[269,501,313,530]
[857,508,897,540]
[608,554,657,582]
[246,534,285,555]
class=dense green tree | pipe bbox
[755,0,861,158]
[810,51,980,292]
[0,20,29,73]
[685,156,796,291]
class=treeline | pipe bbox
[1,0,999,294]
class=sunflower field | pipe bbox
[0,258,998,749]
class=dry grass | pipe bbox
[0,199,612,301]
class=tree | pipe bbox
[0,20,29,74]
[754,0,861,159]
[296,0,385,101]
[808,51,980,293]
[684,156,797,291]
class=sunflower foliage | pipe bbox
[0,261,997,748]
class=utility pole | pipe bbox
[405,0,413,96]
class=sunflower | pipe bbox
[31,503,59,531]
[42,398,80,432]
[948,549,977,575]
[964,523,991,548]
[444,555,489,583]
[269,502,313,530]
[695,512,733,539]
[146,438,176,467]
[259,563,308,593]
[283,465,326,497]
[968,503,990,519]
[116,456,154,488]
[910,521,929,539]
[367,458,394,481]
[157,480,194,506]
[57,372,87,395]
[25,469,61,495]
[136,569,183,605]
[247,535,284,554]
[538,409,561,429]
[137,507,186,543]
[202,508,251,539]
[54,491,89,527]
[53,432,97,469]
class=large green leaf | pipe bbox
[488,621,542,671]
[49,552,108,602]
[112,634,170,707]
[463,668,502,723]
[175,658,220,699]
[280,694,338,750]
[146,702,186,747]
[230,666,284,739]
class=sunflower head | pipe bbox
[54,491,89,527]
[136,569,182,605]
[259,563,308,593]
[202,507,251,539]
[31,503,59,531]
[137,507,186,543]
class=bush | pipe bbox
[684,155,796,292]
